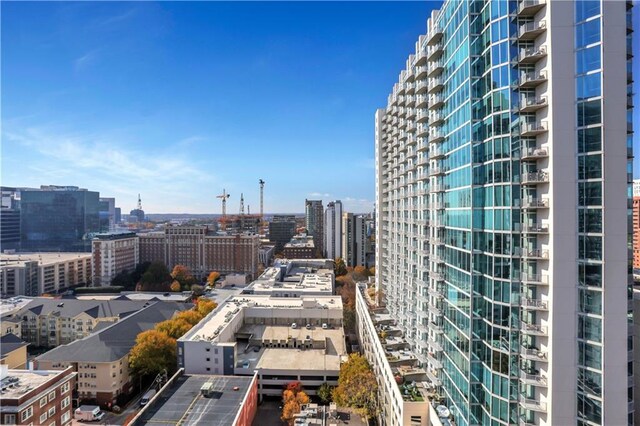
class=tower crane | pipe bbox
[216,189,230,229]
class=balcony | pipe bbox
[428,94,444,110]
[520,370,548,386]
[521,348,548,362]
[521,171,549,185]
[521,297,549,310]
[520,321,548,336]
[520,223,549,234]
[428,76,444,93]
[519,248,549,259]
[517,20,546,41]
[429,128,445,144]
[519,397,547,412]
[416,94,428,108]
[430,145,446,159]
[416,109,429,123]
[431,183,446,193]
[428,304,442,316]
[514,70,547,89]
[427,25,443,46]
[416,49,428,65]
[427,353,443,370]
[521,146,548,161]
[429,110,444,125]
[517,0,546,18]
[521,197,549,209]
[417,124,429,137]
[428,322,443,335]
[520,121,548,136]
[428,59,444,77]
[417,137,428,152]
[521,273,549,285]
[405,82,415,94]
[427,42,443,61]
[516,45,547,65]
[429,166,445,176]
[415,65,428,79]
[517,95,548,113]
[416,80,428,93]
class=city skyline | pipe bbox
[2,1,439,214]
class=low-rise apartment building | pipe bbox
[138,225,259,280]
[355,283,451,426]
[0,334,28,369]
[178,294,345,397]
[91,232,139,286]
[0,253,92,297]
[35,301,188,407]
[0,365,76,426]
[2,298,151,348]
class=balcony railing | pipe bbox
[428,94,444,109]
[521,147,548,161]
[517,95,548,113]
[520,370,548,386]
[521,297,549,310]
[428,76,444,93]
[517,20,546,40]
[521,348,548,362]
[514,70,547,89]
[521,197,549,209]
[519,396,547,412]
[521,171,549,184]
[520,273,549,284]
[516,45,547,64]
[517,0,546,17]
[520,121,548,136]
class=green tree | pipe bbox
[334,258,347,276]
[129,330,177,377]
[131,261,151,285]
[332,353,378,420]
[318,382,334,404]
[139,262,172,292]
[110,270,134,290]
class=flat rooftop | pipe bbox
[0,369,69,401]
[0,252,91,268]
[247,259,334,295]
[182,295,342,343]
[137,375,253,426]
[235,325,346,372]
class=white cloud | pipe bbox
[308,192,331,198]
[74,49,101,71]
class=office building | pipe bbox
[138,225,259,279]
[268,215,296,253]
[115,207,122,224]
[258,244,275,267]
[1,187,21,252]
[99,197,116,232]
[20,186,100,252]
[323,201,342,259]
[375,2,633,425]
[131,373,258,426]
[305,199,324,257]
[0,365,76,426]
[178,294,345,397]
[35,301,188,406]
[282,234,315,259]
[342,213,367,268]
[91,232,139,286]
[0,253,92,297]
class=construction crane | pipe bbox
[216,189,231,229]
[258,179,265,220]
[137,194,142,211]
[239,193,245,215]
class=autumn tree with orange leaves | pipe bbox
[281,382,310,425]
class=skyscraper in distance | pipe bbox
[375,1,633,425]
[305,199,324,257]
[324,200,343,260]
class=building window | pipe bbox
[48,407,56,417]
[20,406,33,422]
[61,396,70,409]
[48,391,56,401]
[40,413,48,424]
[40,397,47,407]
[4,414,16,424]
[61,411,71,423]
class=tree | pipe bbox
[206,271,221,286]
[318,382,334,404]
[334,258,347,277]
[129,330,177,378]
[368,266,375,277]
[353,266,369,281]
[191,284,204,296]
[195,299,217,318]
[131,262,151,285]
[111,270,134,290]
[332,353,378,420]
[281,382,310,425]
[155,318,192,339]
[171,265,197,290]
[175,310,204,326]
[139,262,172,292]
[170,280,181,292]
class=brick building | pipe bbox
[92,232,139,286]
[138,226,259,280]
[0,365,76,426]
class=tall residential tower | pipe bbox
[324,200,343,259]
[375,1,633,425]
[305,199,324,257]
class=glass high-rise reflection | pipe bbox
[375,1,633,425]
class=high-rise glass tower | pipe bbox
[375,1,633,425]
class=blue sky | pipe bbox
[2,1,436,214]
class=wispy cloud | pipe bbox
[308,192,331,198]
[74,49,100,71]
[92,8,137,30]
[3,127,217,212]
[178,135,207,147]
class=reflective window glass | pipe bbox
[577,46,601,74]
[576,0,600,23]
[577,73,601,100]
[576,18,601,48]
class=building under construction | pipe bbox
[218,214,261,234]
